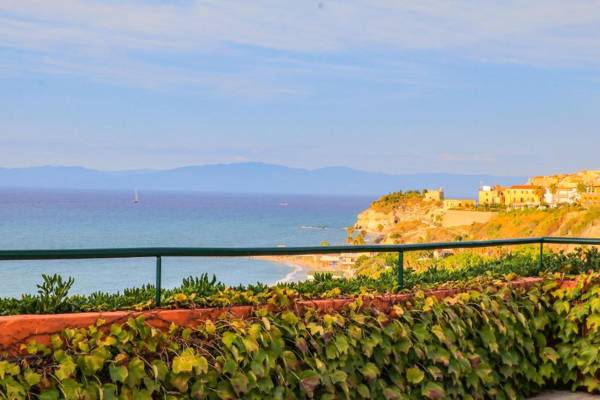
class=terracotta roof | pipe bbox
[509,185,537,189]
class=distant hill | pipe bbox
[0,163,525,197]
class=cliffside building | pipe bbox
[443,199,476,210]
[555,187,580,205]
[424,189,444,202]
[529,170,600,190]
[504,185,543,207]
[581,186,600,208]
[478,185,505,206]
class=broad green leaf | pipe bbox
[172,349,198,374]
[39,389,60,400]
[230,372,249,394]
[406,367,424,384]
[422,381,445,399]
[361,363,379,380]
[23,369,41,386]
[109,364,128,383]
[298,370,321,397]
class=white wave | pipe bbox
[300,225,329,230]
[274,263,306,284]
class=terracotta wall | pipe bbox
[0,277,544,354]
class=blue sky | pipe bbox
[1,1,599,176]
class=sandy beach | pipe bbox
[253,254,356,282]
[274,263,307,284]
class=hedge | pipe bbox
[1,273,599,399]
[1,248,599,316]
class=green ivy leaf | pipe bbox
[479,326,498,352]
[541,347,559,364]
[421,381,445,399]
[281,311,299,325]
[23,369,41,386]
[54,355,76,381]
[172,349,198,374]
[335,335,349,354]
[357,384,370,398]
[242,337,259,353]
[361,363,379,380]
[383,386,404,400]
[406,367,424,384]
[586,313,600,332]
[230,372,249,394]
[59,379,83,399]
[151,360,168,381]
[0,360,20,379]
[222,332,237,349]
[169,373,191,393]
[109,364,128,383]
[223,358,237,375]
[298,370,321,397]
[126,357,146,388]
[39,389,60,400]
[82,351,106,375]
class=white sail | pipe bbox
[133,189,139,203]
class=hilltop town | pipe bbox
[271,170,600,280]
[423,169,600,210]
[351,169,600,245]
[480,169,600,208]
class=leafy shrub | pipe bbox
[541,273,600,392]
[0,248,598,316]
[371,191,426,212]
[1,273,600,399]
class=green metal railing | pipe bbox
[0,236,599,306]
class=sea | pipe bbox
[0,188,372,298]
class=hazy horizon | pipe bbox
[0,161,595,179]
[0,162,528,197]
[0,161,531,176]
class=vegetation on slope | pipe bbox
[2,272,600,399]
[469,206,600,239]
[354,186,599,244]
[370,191,427,213]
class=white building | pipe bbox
[543,189,554,205]
[555,187,580,205]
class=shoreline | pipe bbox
[274,263,307,284]
[253,254,355,283]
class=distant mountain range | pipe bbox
[0,163,526,198]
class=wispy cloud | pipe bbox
[2,0,600,94]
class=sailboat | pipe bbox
[133,189,140,204]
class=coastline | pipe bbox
[254,254,355,284]
[274,263,307,284]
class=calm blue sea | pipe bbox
[0,188,372,297]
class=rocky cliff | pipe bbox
[352,191,599,244]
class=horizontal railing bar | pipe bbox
[0,236,596,261]
[543,237,600,245]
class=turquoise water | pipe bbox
[0,188,372,297]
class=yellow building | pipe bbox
[581,186,600,208]
[504,185,543,207]
[424,188,444,202]
[443,199,476,210]
[478,185,505,206]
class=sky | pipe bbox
[1,0,600,176]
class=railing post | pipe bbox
[155,256,162,307]
[397,251,404,290]
[539,239,544,272]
